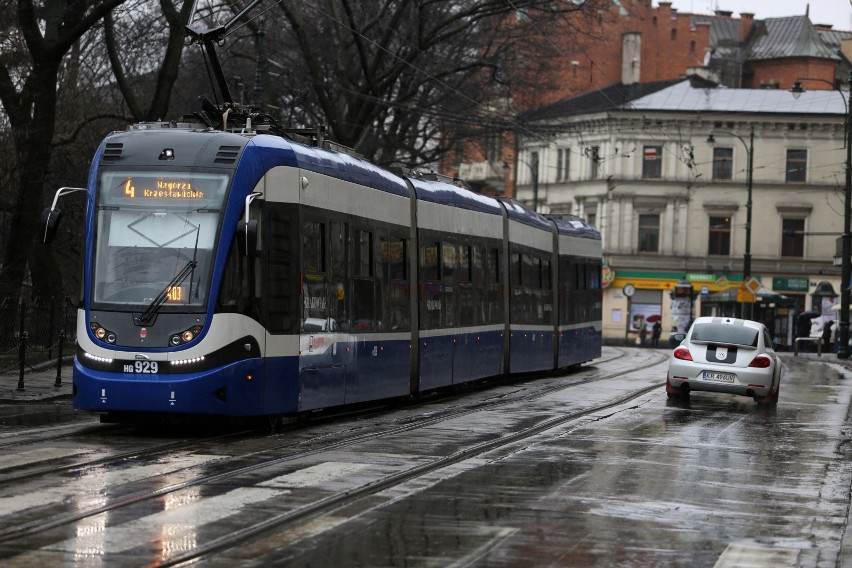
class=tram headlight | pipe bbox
[90,322,116,344]
[170,325,203,346]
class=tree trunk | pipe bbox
[0,61,61,300]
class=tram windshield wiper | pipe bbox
[137,260,197,325]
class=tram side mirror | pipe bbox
[237,219,259,257]
[40,207,64,245]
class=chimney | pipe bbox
[715,10,733,18]
[740,13,754,43]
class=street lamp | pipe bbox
[707,125,754,320]
[791,73,852,360]
[515,152,540,212]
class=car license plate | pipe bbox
[702,370,735,383]
[122,360,160,374]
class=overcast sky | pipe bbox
[661,0,852,30]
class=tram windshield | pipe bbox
[92,171,229,311]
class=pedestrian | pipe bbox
[823,320,834,353]
[651,320,662,348]
[639,323,648,347]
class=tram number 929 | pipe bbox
[124,361,159,374]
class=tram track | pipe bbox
[0,427,257,486]
[0,347,659,488]
[163,365,667,566]
[0,348,668,555]
[0,420,118,450]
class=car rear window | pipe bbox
[690,323,759,347]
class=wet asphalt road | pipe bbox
[0,348,850,567]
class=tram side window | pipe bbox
[458,244,474,327]
[218,236,252,316]
[303,220,325,273]
[302,220,327,331]
[264,206,298,333]
[353,229,376,331]
[541,257,552,324]
[442,241,456,327]
[512,252,522,287]
[563,257,578,325]
[357,229,372,277]
[510,251,526,323]
[386,235,409,331]
[488,247,503,325]
[527,254,550,325]
[591,259,603,321]
[558,256,570,325]
[375,228,388,332]
[419,240,441,329]
[473,246,485,324]
[329,220,348,331]
[542,259,551,291]
[578,261,589,321]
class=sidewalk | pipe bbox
[0,363,73,403]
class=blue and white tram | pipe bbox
[44,121,601,420]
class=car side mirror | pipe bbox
[236,219,259,257]
[40,207,63,244]
[672,332,686,344]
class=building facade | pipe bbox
[444,4,852,201]
[516,78,848,349]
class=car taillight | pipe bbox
[673,346,693,361]
[749,355,772,368]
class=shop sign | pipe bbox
[685,273,715,282]
[773,277,808,292]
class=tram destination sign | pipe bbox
[119,177,207,201]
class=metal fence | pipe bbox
[0,297,77,389]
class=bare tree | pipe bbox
[103,0,197,122]
[0,0,128,301]
[199,0,603,167]
[0,0,605,300]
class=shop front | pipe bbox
[603,269,810,349]
[602,270,742,346]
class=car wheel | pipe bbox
[755,388,778,406]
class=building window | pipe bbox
[782,218,805,257]
[642,146,662,178]
[708,216,731,255]
[712,147,733,180]
[556,148,569,181]
[786,149,807,183]
[638,214,660,253]
[587,213,596,227]
[589,146,600,179]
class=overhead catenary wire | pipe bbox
[194,0,846,186]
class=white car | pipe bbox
[666,316,782,405]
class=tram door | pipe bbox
[298,218,346,410]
